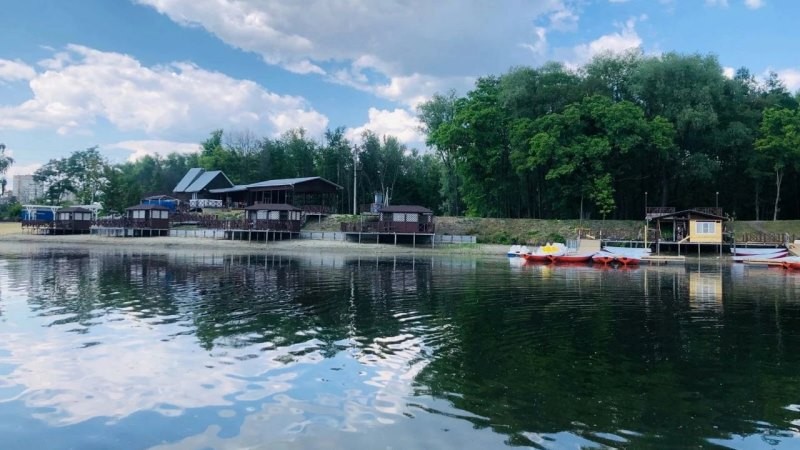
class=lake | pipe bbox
[1,245,799,449]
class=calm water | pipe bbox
[1,245,800,449]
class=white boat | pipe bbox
[732,251,788,263]
[506,245,531,257]
[731,247,786,256]
[602,246,651,256]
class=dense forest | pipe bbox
[21,51,800,220]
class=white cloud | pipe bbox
[0,45,328,139]
[568,17,643,68]
[520,27,549,58]
[548,4,579,31]
[134,0,569,105]
[104,140,201,162]
[0,59,36,82]
[345,108,424,147]
[744,0,764,9]
[723,66,736,79]
[775,69,800,92]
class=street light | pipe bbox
[716,191,719,209]
[644,191,648,215]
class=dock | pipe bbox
[641,255,686,264]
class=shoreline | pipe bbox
[0,232,509,257]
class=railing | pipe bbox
[301,205,334,215]
[645,207,676,218]
[21,220,52,229]
[189,198,223,209]
[340,221,435,233]
[692,207,723,217]
[93,218,170,229]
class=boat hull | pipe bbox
[550,253,594,264]
[523,253,551,263]
[617,255,641,265]
[732,251,788,263]
[732,247,786,256]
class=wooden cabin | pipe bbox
[172,168,234,209]
[54,206,93,234]
[244,203,303,232]
[125,204,170,230]
[649,209,727,244]
[210,176,342,215]
[378,205,435,233]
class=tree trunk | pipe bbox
[773,168,783,221]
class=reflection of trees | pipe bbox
[10,248,800,447]
[414,264,800,447]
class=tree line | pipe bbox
[13,50,800,220]
[418,51,800,221]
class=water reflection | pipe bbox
[0,246,799,449]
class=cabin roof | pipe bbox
[173,168,234,193]
[126,204,170,211]
[210,176,343,194]
[185,170,233,193]
[173,168,204,193]
[652,209,727,221]
[380,205,434,214]
[143,194,179,201]
[244,203,301,211]
[58,206,92,213]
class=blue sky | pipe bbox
[1,0,797,189]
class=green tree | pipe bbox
[0,143,13,196]
[755,107,800,220]
[417,90,463,215]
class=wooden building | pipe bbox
[54,207,93,234]
[244,203,303,232]
[123,204,171,236]
[648,208,727,244]
[340,204,436,247]
[172,168,234,208]
[378,205,435,233]
[210,176,341,215]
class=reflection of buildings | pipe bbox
[689,272,723,310]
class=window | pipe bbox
[132,210,145,219]
[406,213,419,223]
[393,213,406,222]
[695,221,716,234]
[257,210,268,220]
[268,211,279,220]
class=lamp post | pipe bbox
[644,192,648,215]
[716,191,719,209]
[353,148,358,215]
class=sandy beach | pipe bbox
[0,223,507,257]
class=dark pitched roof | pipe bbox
[143,195,179,201]
[173,169,234,193]
[244,203,301,211]
[173,168,204,193]
[185,170,233,193]
[652,209,728,221]
[58,207,92,213]
[380,205,434,214]
[244,176,343,190]
[126,204,170,211]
